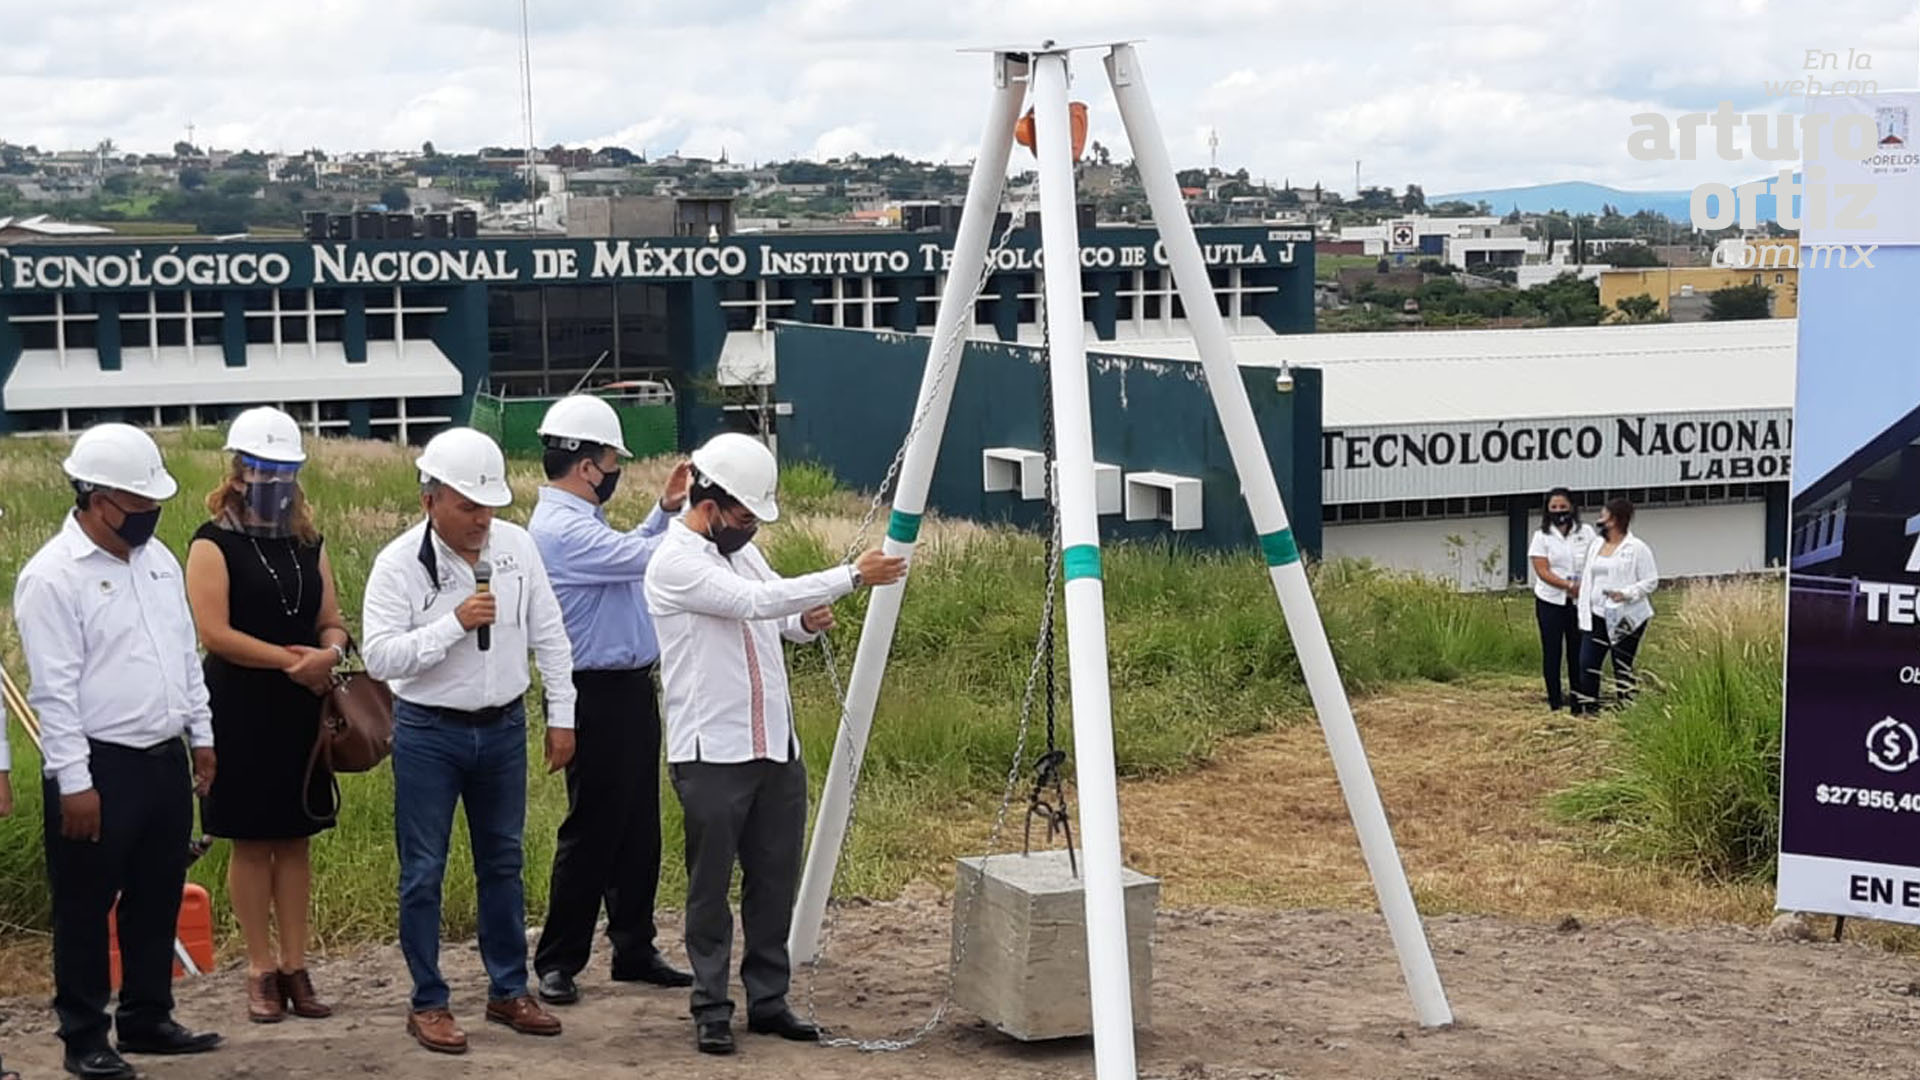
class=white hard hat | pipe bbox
[416,427,512,508]
[224,406,307,463]
[63,423,178,500]
[536,395,630,457]
[689,432,779,522]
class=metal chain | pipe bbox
[802,203,1071,1055]
[826,188,1041,568]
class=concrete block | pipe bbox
[950,849,1157,1041]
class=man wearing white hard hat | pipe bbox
[15,424,222,1079]
[645,432,906,1055]
[527,395,693,1006]
[361,426,575,1054]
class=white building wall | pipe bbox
[1629,501,1770,578]
[1322,516,1512,592]
[1322,502,1772,592]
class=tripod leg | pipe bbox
[1104,42,1453,1029]
[1032,50,1139,1080]
[789,51,1027,966]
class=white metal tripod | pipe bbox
[790,42,1454,1078]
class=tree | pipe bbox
[422,140,437,157]
[380,185,411,210]
[179,168,207,190]
[102,172,137,196]
[1175,168,1208,190]
[1615,293,1662,322]
[1401,183,1426,211]
[173,140,201,158]
[1706,283,1773,320]
[1606,244,1663,268]
[217,173,261,197]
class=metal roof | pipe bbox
[1101,320,1797,427]
[2,340,461,411]
[0,214,114,237]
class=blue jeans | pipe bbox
[393,699,530,1011]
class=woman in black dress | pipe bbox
[185,407,349,1024]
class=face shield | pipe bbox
[238,454,303,538]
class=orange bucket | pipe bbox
[108,884,216,989]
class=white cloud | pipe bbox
[1,0,1915,198]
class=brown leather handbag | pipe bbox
[302,643,394,821]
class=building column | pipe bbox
[222,293,247,368]
[1507,495,1532,585]
[94,295,122,372]
[1764,482,1789,568]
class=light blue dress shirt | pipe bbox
[528,486,673,672]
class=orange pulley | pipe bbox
[1014,102,1090,162]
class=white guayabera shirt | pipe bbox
[14,513,214,794]
[361,518,577,728]
[645,519,858,765]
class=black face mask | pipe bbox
[108,501,162,548]
[590,465,622,505]
[706,518,758,556]
[1548,510,1573,528]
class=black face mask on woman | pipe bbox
[1548,510,1573,528]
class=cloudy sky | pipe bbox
[2,0,1915,195]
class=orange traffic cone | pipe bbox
[108,884,216,989]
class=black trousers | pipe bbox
[1576,622,1648,714]
[670,757,807,1024]
[535,667,666,978]
[1534,597,1582,711]
[41,738,194,1053]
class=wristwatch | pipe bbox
[850,566,863,588]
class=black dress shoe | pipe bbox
[64,1047,137,1079]
[696,1020,736,1055]
[748,1009,822,1042]
[537,970,580,1005]
[117,1020,222,1055]
[611,951,694,988]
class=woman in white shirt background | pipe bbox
[1574,496,1660,715]
[1527,487,1596,713]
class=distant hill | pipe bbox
[1431,181,1696,219]
[1433,175,1808,228]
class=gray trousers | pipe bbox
[670,757,808,1023]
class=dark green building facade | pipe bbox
[0,225,1313,449]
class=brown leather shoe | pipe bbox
[247,971,285,1024]
[485,995,562,1037]
[406,1008,468,1054]
[279,969,333,1019]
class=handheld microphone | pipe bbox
[474,559,493,652]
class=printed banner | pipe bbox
[1779,114,1920,921]
[1800,91,1920,247]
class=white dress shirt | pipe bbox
[646,519,858,764]
[13,513,214,795]
[1575,532,1659,634]
[361,518,577,728]
[1,681,10,773]
[1527,522,1597,605]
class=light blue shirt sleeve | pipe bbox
[543,501,675,587]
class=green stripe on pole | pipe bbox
[886,510,923,545]
[1063,544,1103,582]
[1260,528,1301,567]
